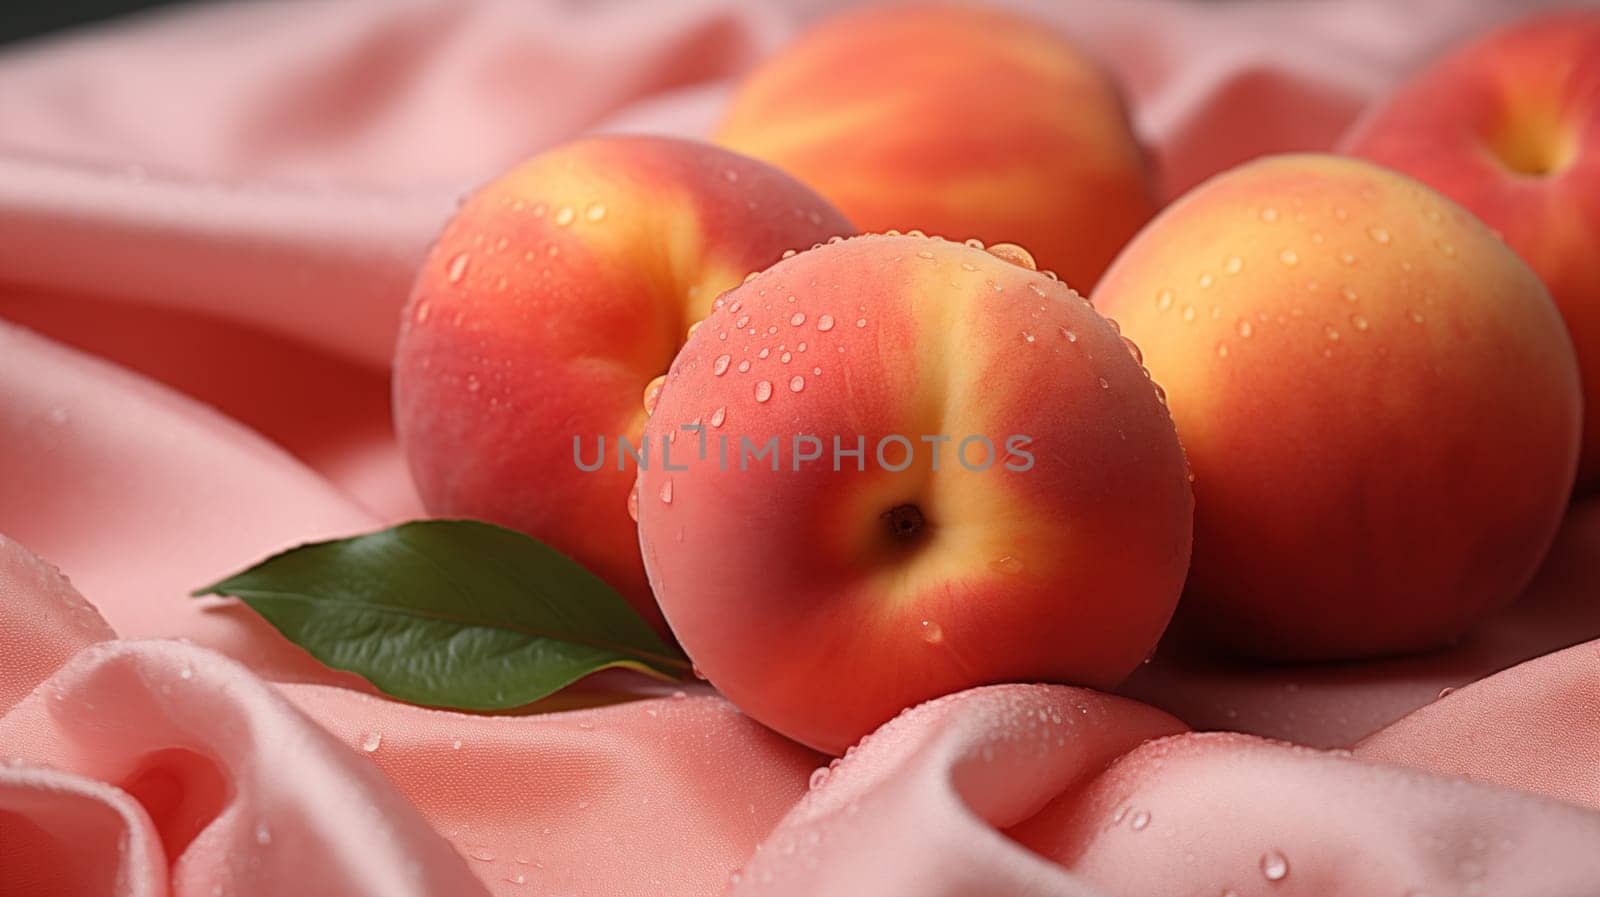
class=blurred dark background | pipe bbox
[1,0,198,45]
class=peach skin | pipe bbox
[1343,11,1600,489]
[1093,154,1581,662]
[713,4,1159,292]
[393,136,851,628]
[635,234,1193,754]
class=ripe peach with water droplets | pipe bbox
[1093,154,1581,661]
[394,136,851,628]
[637,234,1193,754]
[714,4,1158,291]
[1343,11,1600,489]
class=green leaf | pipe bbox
[193,520,689,710]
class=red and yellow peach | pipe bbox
[637,234,1193,754]
[714,5,1159,292]
[393,136,851,627]
[1343,11,1600,488]
[1093,154,1581,661]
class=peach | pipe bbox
[635,234,1193,754]
[713,5,1158,292]
[393,136,851,628]
[1343,11,1600,489]
[1093,154,1581,661]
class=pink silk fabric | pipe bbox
[3,1,1599,894]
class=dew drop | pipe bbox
[991,555,1024,574]
[855,318,867,328]
[713,354,731,376]
[1182,306,1197,322]
[255,823,272,846]
[1156,289,1175,311]
[1351,314,1369,331]
[916,250,935,260]
[1237,320,1254,338]
[1279,249,1299,266]
[790,312,806,326]
[758,347,771,359]
[1198,272,1215,289]
[1260,850,1290,881]
[816,315,836,332]
[1121,336,1143,363]
[918,619,944,644]
[1409,310,1426,324]
[755,380,773,402]
[585,203,606,222]
[1325,326,1341,342]
[986,242,1037,269]
[1098,377,1110,389]
[447,252,470,284]
[1060,327,1078,343]
[789,375,805,393]
[1341,286,1358,302]
[781,351,792,363]
[361,732,382,753]
[1224,256,1243,274]
[1130,811,1150,831]
[414,300,431,324]
[737,360,751,373]
[1216,342,1230,358]
[1368,226,1391,245]
[642,374,666,414]
[1260,207,1280,222]
[658,480,673,504]
[554,206,576,227]
[710,406,727,428]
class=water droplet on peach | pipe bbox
[991,555,1024,574]
[789,375,805,392]
[447,252,470,284]
[658,480,673,504]
[554,206,576,226]
[1260,850,1290,881]
[755,380,773,402]
[816,315,835,332]
[1368,226,1391,245]
[986,242,1036,270]
[642,374,666,414]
